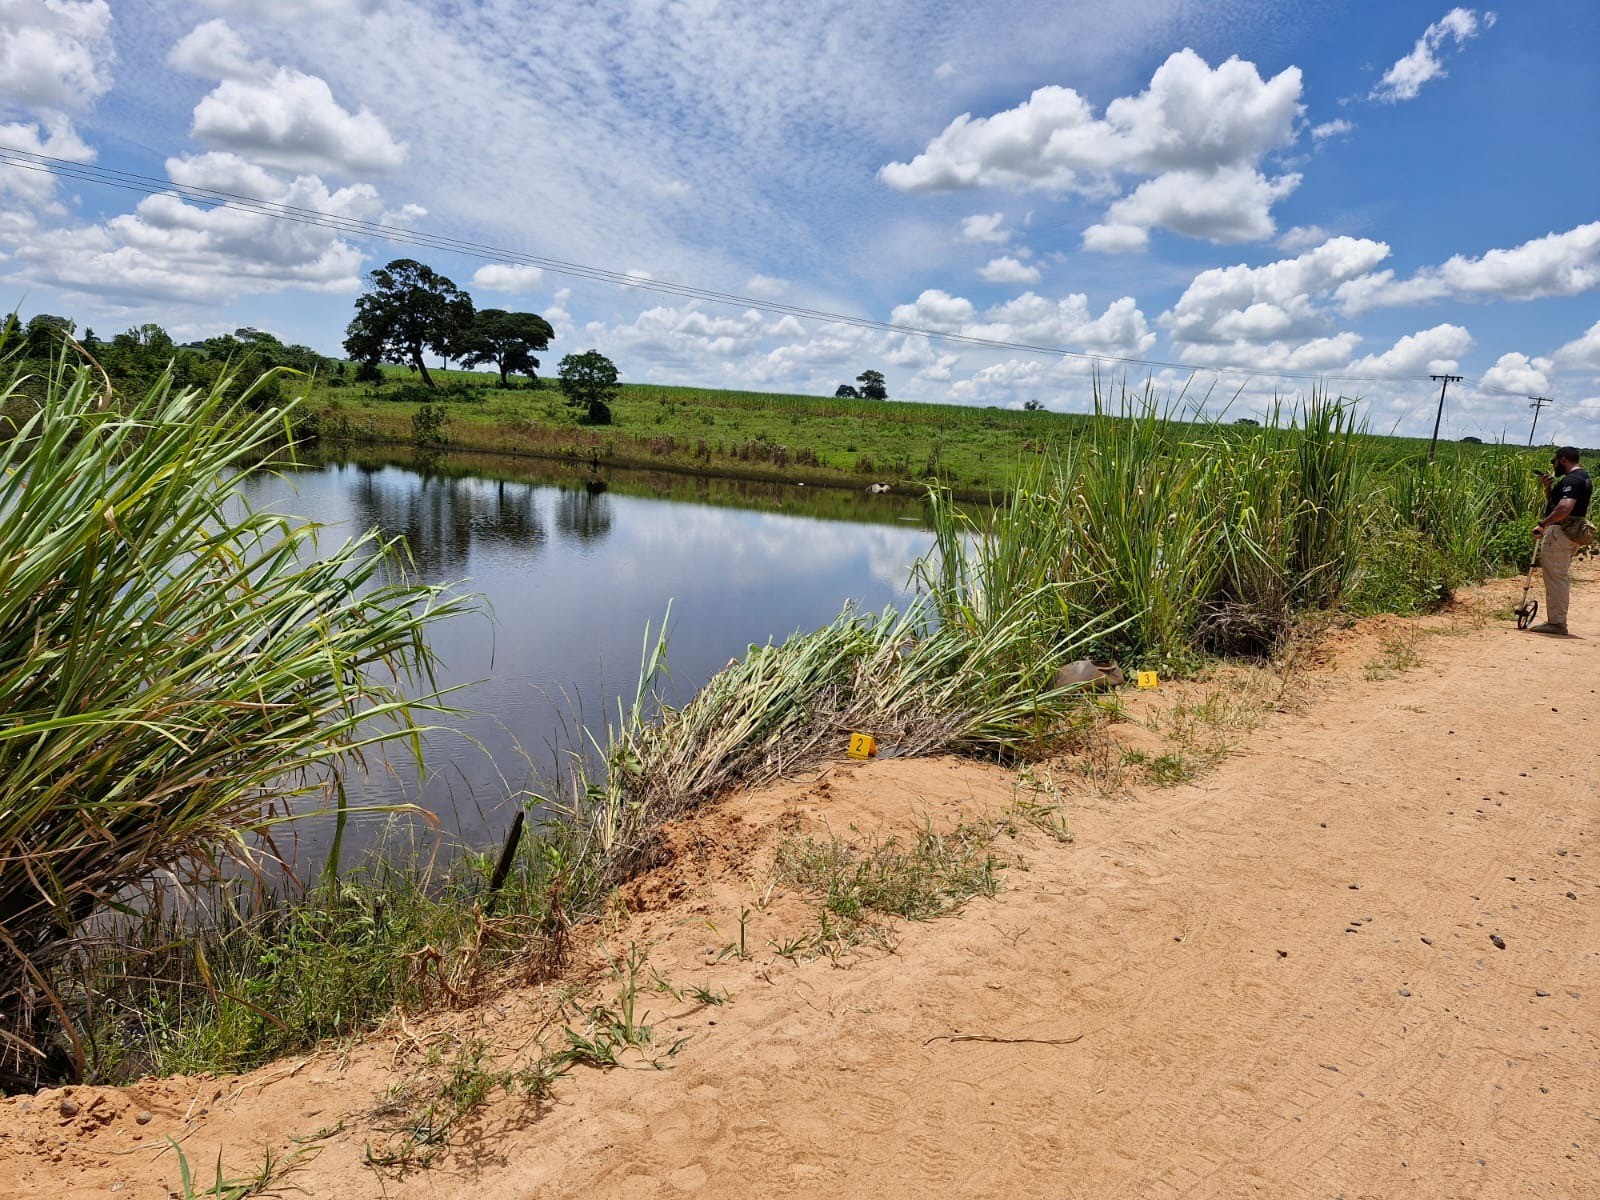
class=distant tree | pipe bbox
[203,328,328,374]
[194,328,331,409]
[1460,435,1483,444]
[343,259,475,389]
[118,323,174,352]
[1022,398,1044,412]
[460,309,555,387]
[856,369,887,400]
[96,323,201,396]
[23,314,75,357]
[1234,417,1260,427]
[558,349,619,425]
[835,384,860,398]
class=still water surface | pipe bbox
[238,453,936,862]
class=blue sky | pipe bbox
[2,0,1598,441]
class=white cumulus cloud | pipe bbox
[1167,236,1392,345]
[191,67,407,175]
[1478,351,1551,395]
[891,288,1154,356]
[174,22,405,176]
[0,115,94,205]
[881,49,1304,248]
[1371,8,1495,103]
[0,0,113,207]
[164,150,279,196]
[1176,332,1362,372]
[473,263,545,293]
[1097,162,1302,246]
[169,18,263,81]
[960,212,1011,243]
[1553,320,1600,371]
[8,166,380,306]
[1337,221,1600,312]
[1348,323,1473,377]
[977,255,1041,284]
[1082,222,1150,253]
[0,0,113,113]
[1277,224,1333,253]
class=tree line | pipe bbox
[3,312,335,409]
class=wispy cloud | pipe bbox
[1371,8,1495,103]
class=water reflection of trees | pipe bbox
[554,483,614,544]
[347,469,548,574]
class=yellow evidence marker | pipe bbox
[1135,670,1160,690]
[847,732,879,759]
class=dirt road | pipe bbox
[5,574,1597,1198]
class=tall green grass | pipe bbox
[0,353,472,1088]
[924,384,1538,664]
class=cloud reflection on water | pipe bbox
[238,460,934,862]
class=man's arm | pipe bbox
[1536,497,1576,536]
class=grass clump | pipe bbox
[365,1034,562,1174]
[1363,630,1424,680]
[581,574,1114,875]
[0,346,473,1090]
[773,824,1004,956]
[923,384,1541,671]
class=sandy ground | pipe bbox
[3,568,1597,1199]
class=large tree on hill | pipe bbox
[343,259,475,388]
[460,309,555,387]
[856,369,888,400]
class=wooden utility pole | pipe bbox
[1427,374,1463,463]
[1527,395,1553,448]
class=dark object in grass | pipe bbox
[486,810,527,913]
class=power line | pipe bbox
[0,144,1550,402]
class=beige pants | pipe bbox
[1542,523,1574,626]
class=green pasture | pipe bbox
[304,364,1490,496]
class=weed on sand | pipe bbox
[773,823,1005,959]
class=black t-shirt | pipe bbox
[1545,466,1592,520]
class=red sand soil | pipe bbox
[3,568,1596,1199]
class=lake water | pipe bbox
[237,451,937,863]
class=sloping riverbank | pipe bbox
[6,565,1595,1198]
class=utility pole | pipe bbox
[1527,395,1553,448]
[1427,374,1463,463]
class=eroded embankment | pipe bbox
[3,566,1597,1199]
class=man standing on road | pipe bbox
[1531,446,1593,636]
